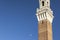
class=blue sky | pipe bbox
[0,0,60,40]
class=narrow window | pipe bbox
[42,20,44,24]
[42,1,44,6]
[47,2,48,4]
[47,2,48,5]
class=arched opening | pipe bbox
[47,2,48,5]
[42,1,44,6]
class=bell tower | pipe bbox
[39,0,50,8]
[36,0,54,40]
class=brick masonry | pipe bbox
[38,19,52,40]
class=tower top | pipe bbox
[36,0,54,23]
[39,0,50,9]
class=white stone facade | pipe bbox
[36,0,54,23]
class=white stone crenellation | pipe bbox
[36,8,54,23]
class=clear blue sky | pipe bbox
[0,0,60,40]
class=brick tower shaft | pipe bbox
[38,19,52,40]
